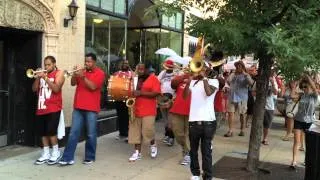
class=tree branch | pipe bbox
[270,5,290,24]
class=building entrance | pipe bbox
[0,27,42,147]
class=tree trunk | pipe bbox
[247,49,273,172]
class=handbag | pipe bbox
[286,100,299,118]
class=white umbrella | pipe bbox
[155,48,178,57]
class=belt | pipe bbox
[189,121,214,125]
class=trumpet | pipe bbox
[63,68,84,77]
[26,68,47,78]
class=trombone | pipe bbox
[26,68,47,78]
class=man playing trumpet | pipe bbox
[59,53,105,166]
[32,56,65,165]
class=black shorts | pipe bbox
[36,111,61,136]
[294,120,312,132]
[263,110,274,129]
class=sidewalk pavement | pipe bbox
[0,115,305,180]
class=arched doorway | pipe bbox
[0,0,57,147]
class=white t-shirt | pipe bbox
[158,70,175,95]
[252,77,278,110]
[189,79,219,122]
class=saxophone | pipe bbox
[126,75,138,122]
[126,98,135,122]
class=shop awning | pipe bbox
[128,0,160,28]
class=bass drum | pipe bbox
[107,75,133,101]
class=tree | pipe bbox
[147,0,320,172]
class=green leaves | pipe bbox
[148,0,320,81]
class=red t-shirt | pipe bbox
[135,75,161,117]
[214,90,226,112]
[73,67,105,112]
[170,80,191,116]
[36,70,62,115]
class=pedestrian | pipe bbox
[260,73,278,145]
[59,53,105,166]
[290,74,318,168]
[224,61,254,137]
[32,56,65,165]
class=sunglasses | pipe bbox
[301,85,308,89]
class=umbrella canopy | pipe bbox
[155,48,178,57]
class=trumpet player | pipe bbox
[59,53,105,166]
[158,59,176,146]
[32,56,65,165]
[128,63,161,162]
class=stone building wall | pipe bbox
[0,0,86,126]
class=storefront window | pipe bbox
[127,29,161,73]
[85,10,127,109]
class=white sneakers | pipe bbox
[129,145,157,162]
[150,145,158,158]
[190,176,200,180]
[129,150,142,162]
[47,150,61,165]
[180,154,191,165]
[35,151,50,165]
[35,146,61,165]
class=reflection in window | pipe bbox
[127,29,161,73]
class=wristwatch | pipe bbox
[203,77,208,81]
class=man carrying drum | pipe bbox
[158,59,177,146]
[113,60,134,142]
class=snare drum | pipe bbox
[107,75,133,101]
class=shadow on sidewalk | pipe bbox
[212,156,304,180]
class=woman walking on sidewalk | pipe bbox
[290,74,318,168]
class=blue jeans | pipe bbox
[62,109,98,161]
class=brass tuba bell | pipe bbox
[189,36,206,74]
